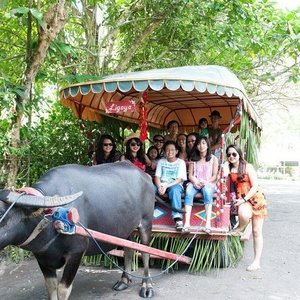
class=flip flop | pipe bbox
[230,230,243,236]
[203,227,212,234]
[181,226,191,233]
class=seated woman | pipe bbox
[152,134,165,159]
[183,135,218,233]
[121,133,151,171]
[186,132,199,160]
[95,134,121,164]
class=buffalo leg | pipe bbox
[138,222,154,298]
[113,245,133,291]
[58,252,84,300]
[37,262,58,300]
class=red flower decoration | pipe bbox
[139,91,148,141]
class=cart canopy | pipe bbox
[61,65,261,131]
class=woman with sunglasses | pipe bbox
[121,133,151,171]
[95,134,121,164]
[186,132,198,159]
[225,144,267,272]
[152,134,165,159]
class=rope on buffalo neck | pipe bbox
[77,221,201,280]
[0,192,26,223]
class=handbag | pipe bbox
[248,187,267,211]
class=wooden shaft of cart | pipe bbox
[75,226,191,265]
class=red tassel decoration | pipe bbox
[139,91,148,141]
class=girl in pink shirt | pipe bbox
[183,136,218,232]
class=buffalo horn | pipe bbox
[4,191,83,207]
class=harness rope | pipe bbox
[0,192,26,223]
[19,218,50,247]
[76,221,200,280]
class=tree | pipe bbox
[0,0,68,186]
[1,0,300,186]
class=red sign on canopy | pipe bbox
[105,99,136,114]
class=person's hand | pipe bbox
[193,180,203,189]
[158,185,167,195]
[234,198,246,207]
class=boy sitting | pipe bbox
[154,141,187,230]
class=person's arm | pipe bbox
[162,178,183,189]
[154,160,163,193]
[120,155,125,161]
[207,155,219,184]
[243,164,259,201]
[188,162,196,183]
[154,175,174,196]
[222,161,230,177]
[235,163,259,207]
[144,154,152,167]
[188,162,201,188]
[154,176,162,189]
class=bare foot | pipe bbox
[246,263,261,272]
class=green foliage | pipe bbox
[1,246,31,263]
[27,102,93,184]
[1,0,299,185]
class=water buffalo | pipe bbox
[0,161,155,299]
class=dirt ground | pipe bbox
[0,179,300,300]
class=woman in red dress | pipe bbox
[224,144,267,272]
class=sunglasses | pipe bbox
[103,143,113,147]
[154,139,164,143]
[130,142,141,147]
[187,140,196,143]
[227,152,238,158]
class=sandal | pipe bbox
[246,264,261,272]
[175,220,183,231]
[181,226,191,233]
[230,230,243,236]
[203,227,212,234]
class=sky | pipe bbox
[274,0,300,10]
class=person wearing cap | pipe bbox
[164,120,179,142]
[121,133,152,171]
[208,110,223,160]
